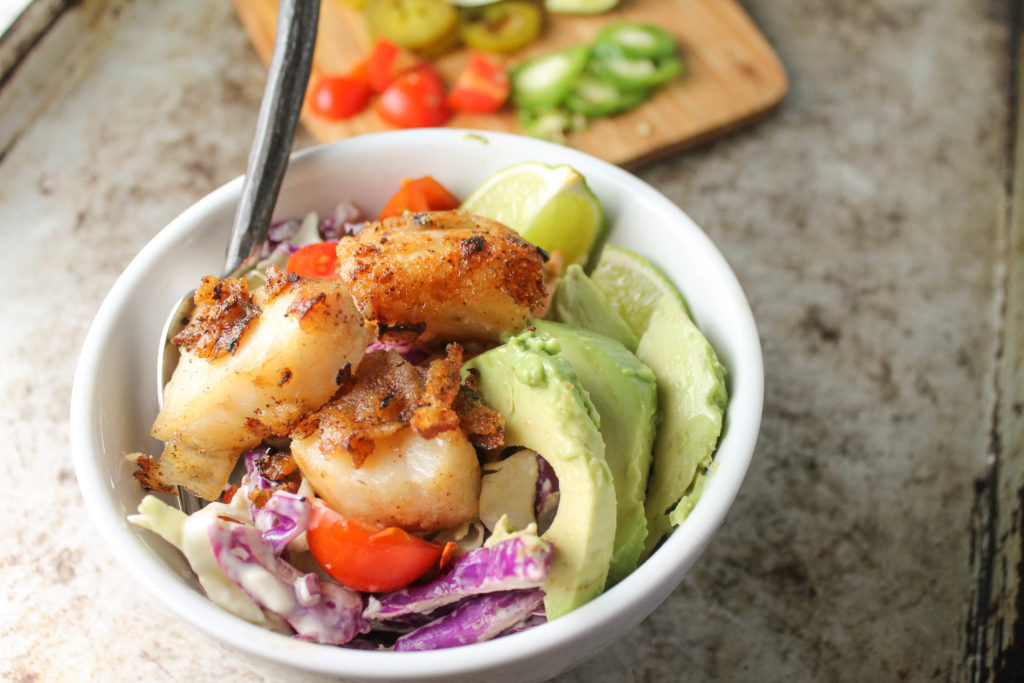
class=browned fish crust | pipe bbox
[173,264,360,364]
[131,453,176,494]
[312,349,423,467]
[173,276,258,360]
[336,210,550,343]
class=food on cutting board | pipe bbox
[545,0,619,13]
[376,64,452,127]
[447,52,511,113]
[457,1,543,54]
[366,0,461,57]
[309,0,686,138]
[308,39,511,124]
[512,22,684,141]
[447,0,620,11]
[128,164,726,650]
[309,72,373,119]
[359,0,616,57]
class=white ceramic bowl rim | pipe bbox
[70,129,763,680]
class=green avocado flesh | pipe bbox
[638,294,728,559]
[531,319,657,585]
[550,264,639,352]
[464,330,616,619]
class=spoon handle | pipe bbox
[224,0,321,276]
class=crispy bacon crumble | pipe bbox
[301,343,504,468]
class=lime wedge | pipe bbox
[590,245,689,337]
[545,0,619,13]
[462,162,605,267]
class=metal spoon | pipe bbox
[157,0,320,512]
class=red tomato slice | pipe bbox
[365,38,423,93]
[285,241,341,279]
[379,176,461,219]
[221,485,240,505]
[377,65,450,129]
[447,53,509,114]
[307,502,443,592]
[310,73,372,120]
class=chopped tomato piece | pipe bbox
[365,38,423,93]
[285,241,341,279]
[447,52,510,114]
[438,541,458,571]
[307,502,443,592]
[377,65,450,129]
[221,485,240,504]
[310,73,372,120]
[379,176,461,219]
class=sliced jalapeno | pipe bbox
[517,106,587,142]
[458,1,543,54]
[593,22,677,60]
[545,0,619,13]
[365,0,460,57]
[591,54,682,90]
[565,73,649,118]
[510,44,591,108]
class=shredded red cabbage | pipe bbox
[364,534,551,621]
[393,589,545,651]
[319,200,364,240]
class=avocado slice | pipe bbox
[639,294,728,559]
[464,330,616,619]
[549,264,640,352]
[531,319,657,584]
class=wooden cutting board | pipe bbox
[232,0,787,168]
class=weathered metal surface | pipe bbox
[0,0,1017,680]
[973,22,1024,682]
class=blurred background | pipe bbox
[0,0,1020,680]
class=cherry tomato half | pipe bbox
[310,74,372,120]
[379,176,461,219]
[307,502,443,592]
[285,241,341,279]
[447,52,510,114]
[377,65,451,129]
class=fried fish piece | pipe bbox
[140,267,371,500]
[290,344,504,532]
[336,209,551,343]
[291,426,481,533]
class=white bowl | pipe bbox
[70,129,763,682]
